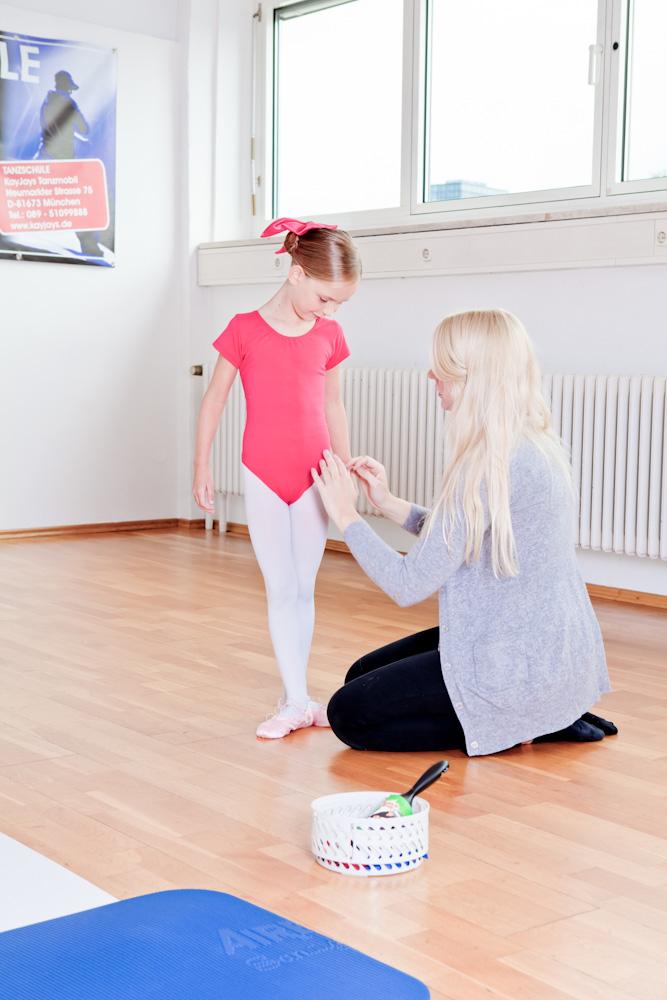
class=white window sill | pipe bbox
[198,202,667,286]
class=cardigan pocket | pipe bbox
[472,639,535,708]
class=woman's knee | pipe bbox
[345,655,370,684]
[327,686,365,749]
[326,686,350,732]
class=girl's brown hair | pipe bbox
[283,228,361,283]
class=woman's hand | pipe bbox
[347,455,391,511]
[193,464,215,513]
[311,450,361,532]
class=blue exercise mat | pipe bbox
[0,889,429,999]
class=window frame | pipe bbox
[255,0,413,230]
[250,0,667,238]
[411,0,607,218]
[605,0,667,196]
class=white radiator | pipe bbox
[212,369,667,560]
[543,374,666,559]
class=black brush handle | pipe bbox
[403,759,449,805]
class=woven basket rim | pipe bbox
[311,790,430,817]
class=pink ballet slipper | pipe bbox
[256,701,313,740]
[307,700,330,728]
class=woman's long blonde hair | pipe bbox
[426,308,571,578]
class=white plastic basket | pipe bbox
[311,790,430,877]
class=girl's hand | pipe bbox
[311,450,360,531]
[347,455,391,510]
[193,465,215,513]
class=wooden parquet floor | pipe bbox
[1,528,666,999]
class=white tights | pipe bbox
[242,464,329,705]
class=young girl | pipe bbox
[313,308,616,755]
[193,218,361,739]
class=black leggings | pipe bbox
[327,627,467,752]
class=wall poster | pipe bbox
[0,30,117,267]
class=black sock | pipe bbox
[533,717,605,744]
[581,711,618,736]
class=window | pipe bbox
[272,0,404,216]
[617,0,667,184]
[252,1,667,230]
[424,0,599,204]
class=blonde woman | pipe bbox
[311,309,616,755]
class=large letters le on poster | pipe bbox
[0,30,116,267]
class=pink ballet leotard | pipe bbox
[213,310,350,504]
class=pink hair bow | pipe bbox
[260,217,338,253]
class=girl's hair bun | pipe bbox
[267,221,361,282]
[261,217,360,281]
[283,231,300,255]
[298,228,361,282]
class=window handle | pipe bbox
[588,43,603,86]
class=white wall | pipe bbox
[180,0,222,522]
[1,0,183,40]
[0,2,185,530]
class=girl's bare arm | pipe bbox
[192,356,237,510]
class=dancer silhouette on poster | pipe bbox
[39,70,89,159]
[38,70,102,258]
